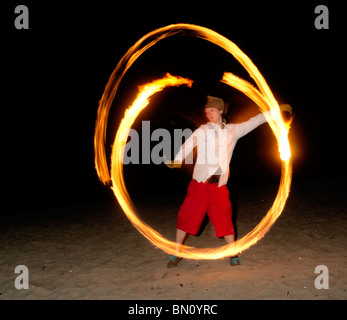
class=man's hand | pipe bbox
[165,160,182,169]
[279,104,293,115]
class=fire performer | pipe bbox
[166,96,292,267]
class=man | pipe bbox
[166,95,291,267]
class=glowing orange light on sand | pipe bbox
[94,24,292,259]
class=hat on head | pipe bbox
[204,95,224,113]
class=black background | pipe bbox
[1,1,345,213]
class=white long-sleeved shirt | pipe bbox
[174,112,271,187]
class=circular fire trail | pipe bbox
[94,24,292,259]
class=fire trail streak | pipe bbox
[94,24,292,260]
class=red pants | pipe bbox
[177,180,234,237]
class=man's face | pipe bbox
[204,107,222,123]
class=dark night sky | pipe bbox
[1,1,345,213]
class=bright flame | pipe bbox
[94,24,293,260]
[221,72,292,161]
[112,73,194,207]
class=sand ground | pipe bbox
[0,180,346,300]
